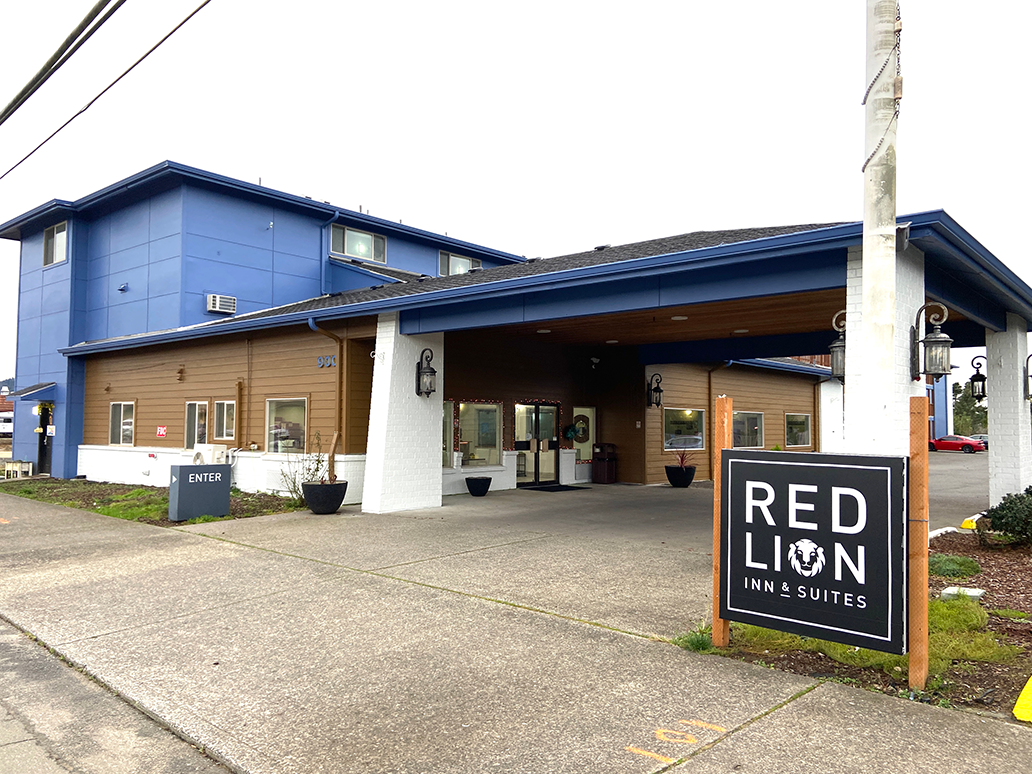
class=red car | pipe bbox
[928,435,986,453]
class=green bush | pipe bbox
[984,487,1032,544]
[927,553,981,578]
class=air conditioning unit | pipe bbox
[206,294,237,314]
[191,444,228,465]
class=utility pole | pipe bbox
[846,1,911,453]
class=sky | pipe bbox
[0,1,1027,382]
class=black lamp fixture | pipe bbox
[416,348,437,397]
[647,373,663,407]
[910,303,953,381]
[829,309,847,381]
[969,356,987,403]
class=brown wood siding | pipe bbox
[83,319,377,452]
[346,338,375,453]
[643,363,818,484]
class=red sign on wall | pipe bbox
[156,426,168,438]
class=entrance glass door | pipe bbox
[515,404,559,486]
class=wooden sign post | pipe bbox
[711,395,732,647]
[908,395,930,690]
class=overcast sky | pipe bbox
[0,1,1025,381]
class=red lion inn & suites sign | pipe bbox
[720,450,908,654]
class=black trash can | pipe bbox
[592,443,617,484]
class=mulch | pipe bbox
[734,530,1032,717]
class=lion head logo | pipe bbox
[788,539,826,577]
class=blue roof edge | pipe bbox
[0,161,525,264]
[730,359,832,377]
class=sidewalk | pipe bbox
[0,485,1027,773]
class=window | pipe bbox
[458,401,501,466]
[267,398,306,453]
[215,400,235,441]
[331,225,385,263]
[43,222,67,266]
[786,413,811,447]
[733,411,764,448]
[664,408,705,450]
[108,402,134,445]
[439,251,481,276]
[186,401,208,448]
[442,400,455,467]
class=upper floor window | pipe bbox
[331,225,385,263]
[43,222,67,266]
[440,251,481,276]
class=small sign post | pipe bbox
[168,464,231,522]
[711,395,732,647]
[908,395,930,689]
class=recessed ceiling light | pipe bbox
[671,315,688,321]
[537,329,551,334]
[606,339,619,344]
[733,329,750,334]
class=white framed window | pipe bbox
[439,251,481,276]
[215,400,235,441]
[458,401,501,466]
[267,398,306,453]
[43,222,67,267]
[663,407,705,450]
[108,402,134,445]
[733,411,764,448]
[330,224,385,263]
[786,413,811,446]
[186,401,208,448]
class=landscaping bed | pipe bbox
[0,478,301,526]
[677,530,1031,718]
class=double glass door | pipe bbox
[515,404,558,486]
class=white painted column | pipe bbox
[362,313,444,513]
[843,242,927,457]
[985,314,1032,504]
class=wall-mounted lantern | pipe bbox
[416,348,437,397]
[647,373,663,407]
[910,303,953,381]
[969,356,987,403]
[829,309,847,381]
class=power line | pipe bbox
[0,0,214,184]
[0,0,127,129]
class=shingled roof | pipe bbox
[222,223,842,324]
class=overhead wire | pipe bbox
[0,0,127,129]
[0,0,214,184]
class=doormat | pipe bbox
[523,485,588,492]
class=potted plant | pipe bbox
[664,450,697,488]
[298,432,348,514]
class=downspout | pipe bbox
[308,317,344,481]
[319,211,341,296]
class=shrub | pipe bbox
[927,553,981,578]
[984,487,1032,544]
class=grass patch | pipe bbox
[991,608,1030,622]
[0,478,301,524]
[928,553,982,578]
[674,596,1018,680]
[670,623,715,653]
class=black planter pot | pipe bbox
[302,480,348,514]
[465,476,492,497]
[664,465,696,488]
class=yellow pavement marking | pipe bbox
[625,747,675,764]
[655,729,697,744]
[961,518,978,529]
